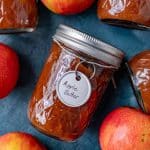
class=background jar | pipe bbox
[97,0,150,29]
[28,25,124,141]
[0,0,38,33]
[126,50,150,114]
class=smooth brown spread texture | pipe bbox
[98,0,150,27]
[28,42,114,141]
[129,51,150,113]
[0,0,38,29]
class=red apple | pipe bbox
[0,43,19,99]
[41,0,95,15]
[0,132,46,150]
[99,107,150,150]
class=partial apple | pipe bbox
[41,0,95,15]
[99,107,150,150]
[0,43,19,99]
[0,132,46,150]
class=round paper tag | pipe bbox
[56,71,92,107]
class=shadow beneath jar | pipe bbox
[16,53,36,88]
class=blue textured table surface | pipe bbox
[0,2,150,150]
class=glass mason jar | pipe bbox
[28,25,124,141]
[0,0,38,33]
[126,50,150,114]
[97,0,150,29]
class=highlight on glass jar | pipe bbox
[28,24,124,141]
[0,0,38,33]
[97,0,150,29]
[126,50,150,114]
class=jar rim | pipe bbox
[53,24,124,68]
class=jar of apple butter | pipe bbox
[97,0,150,29]
[126,50,150,114]
[0,0,38,33]
[28,25,124,141]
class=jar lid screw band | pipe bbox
[53,39,118,70]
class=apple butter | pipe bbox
[127,50,150,114]
[0,0,38,33]
[98,0,150,29]
[28,25,124,141]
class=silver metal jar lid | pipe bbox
[53,24,124,68]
